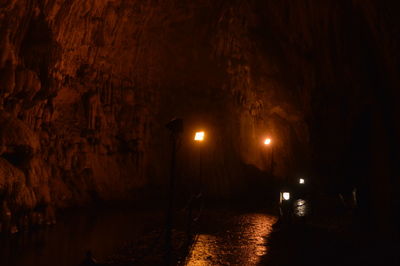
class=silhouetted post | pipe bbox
[199,143,202,188]
[194,131,205,190]
[165,118,183,265]
[270,146,274,176]
[263,137,273,176]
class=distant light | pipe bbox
[264,138,271,145]
[194,131,205,141]
[282,192,290,200]
[299,178,305,184]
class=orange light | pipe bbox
[264,138,271,145]
[194,131,205,141]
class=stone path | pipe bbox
[183,210,277,266]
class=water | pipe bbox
[0,207,162,266]
[184,211,277,265]
[294,199,308,217]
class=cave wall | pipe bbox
[0,0,164,210]
[0,0,310,211]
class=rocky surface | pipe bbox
[0,0,305,213]
[1,1,163,215]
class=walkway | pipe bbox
[184,210,277,265]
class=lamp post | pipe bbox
[279,190,291,220]
[165,118,183,265]
[194,131,205,190]
[264,137,274,176]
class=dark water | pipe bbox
[0,207,162,266]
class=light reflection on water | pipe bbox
[186,234,218,266]
[294,199,308,217]
[186,213,277,266]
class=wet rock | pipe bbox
[0,158,36,209]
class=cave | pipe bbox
[0,1,399,265]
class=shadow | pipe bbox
[259,219,400,266]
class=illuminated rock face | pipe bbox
[0,1,162,210]
[0,0,399,222]
[0,0,290,208]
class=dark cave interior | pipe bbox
[0,1,400,265]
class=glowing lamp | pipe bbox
[264,138,271,145]
[283,192,290,200]
[280,192,290,203]
[194,131,205,141]
[299,178,305,184]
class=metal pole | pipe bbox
[199,143,202,190]
[270,146,274,176]
[165,134,176,265]
[164,118,182,265]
